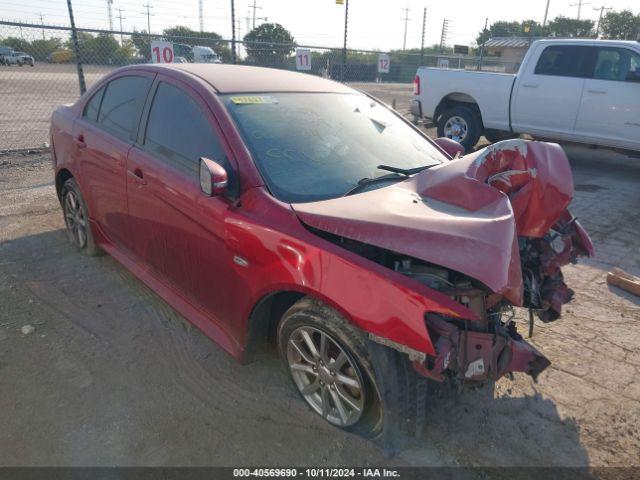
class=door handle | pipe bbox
[587,89,607,94]
[522,83,539,88]
[127,168,147,186]
[73,135,86,149]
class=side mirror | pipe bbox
[625,69,640,83]
[199,157,228,196]
[434,137,465,158]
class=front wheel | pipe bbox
[278,298,383,437]
[437,105,481,152]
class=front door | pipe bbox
[126,77,241,336]
[575,46,640,150]
[511,44,591,137]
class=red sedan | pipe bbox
[50,64,593,445]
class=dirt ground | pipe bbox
[1,139,639,467]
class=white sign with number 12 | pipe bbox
[151,41,174,63]
[378,54,390,74]
[296,48,311,71]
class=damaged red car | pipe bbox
[50,64,594,445]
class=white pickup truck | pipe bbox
[411,39,640,152]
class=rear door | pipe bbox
[73,73,154,250]
[511,44,591,137]
[574,46,640,150]
[126,76,241,334]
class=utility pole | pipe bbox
[199,0,204,32]
[401,6,410,51]
[142,3,153,33]
[569,0,591,20]
[106,0,114,30]
[38,13,45,40]
[341,0,349,81]
[542,0,551,27]
[66,0,86,94]
[439,18,449,53]
[593,5,612,37]
[249,0,262,30]
[230,0,236,63]
[419,7,427,65]
[116,8,126,42]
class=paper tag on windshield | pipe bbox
[230,95,278,105]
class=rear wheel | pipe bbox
[61,178,101,256]
[278,298,383,437]
[437,105,481,152]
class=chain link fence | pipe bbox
[0,21,519,152]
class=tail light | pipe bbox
[413,75,420,95]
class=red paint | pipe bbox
[51,65,592,377]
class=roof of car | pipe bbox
[139,63,355,94]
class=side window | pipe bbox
[593,48,640,82]
[98,76,152,140]
[144,82,234,186]
[83,86,105,122]
[534,45,590,78]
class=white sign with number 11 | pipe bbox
[296,48,311,71]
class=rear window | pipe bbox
[534,45,591,78]
[98,76,152,140]
[83,87,105,122]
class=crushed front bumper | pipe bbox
[415,314,551,384]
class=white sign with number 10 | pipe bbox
[295,48,311,71]
[151,41,174,63]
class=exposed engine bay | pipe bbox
[298,139,594,387]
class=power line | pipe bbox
[569,0,591,20]
[419,7,426,64]
[543,0,551,27]
[39,12,46,40]
[249,0,261,30]
[106,0,113,30]
[593,5,612,37]
[401,6,410,51]
[141,2,154,33]
[116,7,126,42]
[439,18,449,53]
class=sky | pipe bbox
[1,0,638,49]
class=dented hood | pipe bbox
[292,140,574,305]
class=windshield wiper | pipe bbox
[376,164,437,176]
[342,173,406,197]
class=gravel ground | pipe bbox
[1,138,639,467]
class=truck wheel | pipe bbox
[278,297,383,438]
[437,106,481,151]
[61,178,101,256]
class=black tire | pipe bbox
[484,129,517,144]
[437,105,482,152]
[60,178,101,256]
[277,297,384,438]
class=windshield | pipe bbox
[222,92,444,203]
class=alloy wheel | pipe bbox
[444,115,469,143]
[63,190,87,249]
[286,326,365,427]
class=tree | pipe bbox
[29,38,63,61]
[600,10,640,40]
[243,23,295,66]
[1,37,31,53]
[131,29,151,60]
[547,16,595,37]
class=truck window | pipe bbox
[593,47,640,82]
[534,45,591,78]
